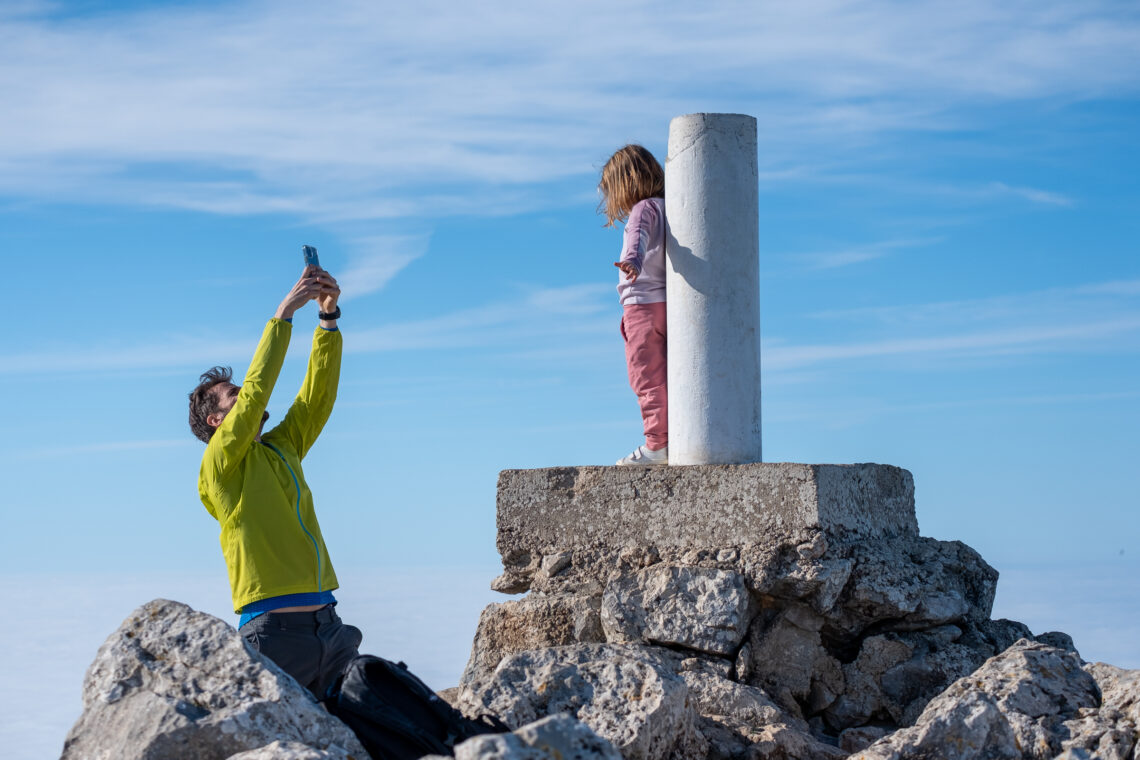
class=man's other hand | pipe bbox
[316,269,340,315]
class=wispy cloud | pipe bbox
[16,438,193,459]
[349,284,613,352]
[0,283,615,374]
[764,317,1140,371]
[987,182,1074,207]
[4,278,1136,377]
[338,234,429,300]
[776,279,1140,369]
[0,335,257,375]
[793,238,942,270]
[0,0,1135,220]
[806,279,1140,327]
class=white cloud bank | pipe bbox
[0,0,1136,220]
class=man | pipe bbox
[188,265,360,700]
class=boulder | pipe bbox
[445,713,622,760]
[854,640,1101,760]
[853,689,1021,760]
[678,667,846,760]
[825,634,916,729]
[978,618,1035,654]
[827,537,998,637]
[460,594,604,686]
[601,565,751,656]
[225,742,360,759]
[458,644,700,760]
[1058,662,1140,759]
[61,599,367,760]
[839,725,892,753]
[743,604,842,718]
[1086,662,1140,726]
[820,625,991,730]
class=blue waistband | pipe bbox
[238,591,336,627]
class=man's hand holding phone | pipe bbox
[275,267,327,321]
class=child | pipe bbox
[599,144,668,466]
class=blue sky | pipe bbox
[1,0,1138,717]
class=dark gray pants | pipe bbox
[240,605,362,700]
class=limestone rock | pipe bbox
[449,713,622,760]
[1059,662,1140,759]
[1036,631,1078,654]
[838,725,891,753]
[855,640,1100,760]
[832,537,997,636]
[679,668,845,760]
[877,633,989,726]
[540,551,573,579]
[438,686,461,707]
[1087,662,1140,725]
[825,634,915,729]
[1058,712,1136,760]
[677,668,794,729]
[767,555,855,615]
[823,625,989,729]
[61,599,367,760]
[225,741,360,759]
[601,565,750,656]
[853,689,1020,759]
[493,550,541,595]
[1052,750,1094,760]
[461,594,604,687]
[980,618,1035,654]
[458,644,699,760]
[744,604,843,719]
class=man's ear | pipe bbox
[206,411,226,429]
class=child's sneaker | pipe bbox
[616,445,668,466]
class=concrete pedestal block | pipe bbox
[496,463,917,564]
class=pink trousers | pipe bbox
[620,302,668,450]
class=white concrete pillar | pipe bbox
[665,113,761,465]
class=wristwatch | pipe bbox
[318,306,341,321]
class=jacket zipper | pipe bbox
[261,441,322,592]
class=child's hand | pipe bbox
[615,261,639,282]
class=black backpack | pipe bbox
[326,655,508,760]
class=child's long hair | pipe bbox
[598,144,665,227]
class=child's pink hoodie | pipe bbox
[616,197,666,305]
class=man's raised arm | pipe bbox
[202,268,329,479]
[272,269,342,459]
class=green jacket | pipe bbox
[198,318,342,612]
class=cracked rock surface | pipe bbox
[61,599,366,760]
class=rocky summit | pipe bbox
[456,464,1139,759]
[64,463,1138,759]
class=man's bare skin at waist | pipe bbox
[269,604,328,613]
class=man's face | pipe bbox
[216,382,240,413]
[206,382,270,430]
[206,382,240,430]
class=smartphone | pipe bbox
[302,245,320,269]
